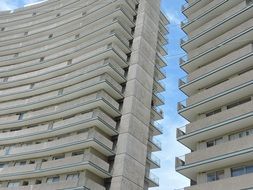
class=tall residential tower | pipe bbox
[0,0,168,190]
[176,0,253,189]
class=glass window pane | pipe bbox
[207,141,214,148]
[216,170,224,180]
[215,138,223,145]
[231,167,245,177]
[207,172,216,182]
[246,166,253,174]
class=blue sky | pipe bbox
[0,0,189,189]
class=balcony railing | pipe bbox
[179,55,188,66]
[178,76,188,87]
[147,152,161,167]
[175,155,186,168]
[176,125,186,138]
[150,120,164,133]
[153,92,165,104]
[177,99,187,111]
[180,36,189,46]
[149,137,162,150]
[146,171,159,185]
[182,0,202,11]
[152,106,164,118]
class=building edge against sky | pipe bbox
[0,0,168,190]
[176,0,253,189]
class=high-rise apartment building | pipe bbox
[0,0,168,189]
[176,0,253,189]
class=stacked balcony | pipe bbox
[144,11,169,188]
[0,0,138,189]
[177,0,253,189]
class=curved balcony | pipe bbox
[180,26,253,73]
[177,100,253,150]
[0,129,114,162]
[0,65,123,103]
[176,133,253,181]
[0,0,135,41]
[0,18,132,64]
[0,109,117,145]
[178,71,253,121]
[0,31,129,70]
[0,152,110,181]
[179,44,253,95]
[182,1,253,51]
[0,67,124,116]
[0,69,123,103]
[0,89,121,129]
[0,180,81,190]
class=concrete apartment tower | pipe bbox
[176,0,253,189]
[0,0,168,190]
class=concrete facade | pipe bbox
[0,0,168,189]
[176,0,253,189]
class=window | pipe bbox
[227,97,251,109]
[8,182,19,187]
[35,180,42,184]
[29,160,35,164]
[66,173,79,180]
[22,181,29,186]
[53,154,65,160]
[72,151,83,156]
[3,77,8,82]
[18,113,24,120]
[67,59,72,65]
[75,34,80,39]
[19,161,26,165]
[47,176,60,183]
[205,108,221,117]
[58,89,63,95]
[231,167,245,177]
[229,128,253,141]
[42,159,48,162]
[207,170,224,182]
[206,138,223,148]
[30,83,35,89]
[232,165,253,177]
[40,57,44,62]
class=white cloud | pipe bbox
[0,0,18,10]
[166,12,182,25]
